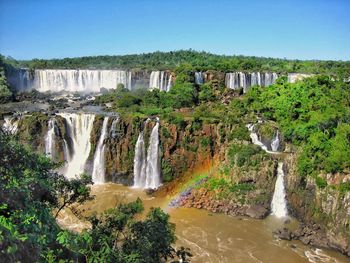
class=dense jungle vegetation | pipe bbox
[2,50,350,77]
[0,131,191,262]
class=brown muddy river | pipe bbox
[58,183,350,263]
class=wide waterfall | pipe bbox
[2,116,19,134]
[10,69,132,93]
[271,162,288,218]
[133,119,161,189]
[58,113,95,179]
[195,72,204,84]
[45,118,56,158]
[225,72,278,92]
[92,117,109,184]
[149,71,172,91]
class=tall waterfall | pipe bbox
[271,131,280,152]
[271,162,288,218]
[2,116,19,134]
[10,69,132,93]
[133,119,161,189]
[133,131,147,188]
[225,72,278,92]
[92,117,109,184]
[45,118,56,158]
[149,71,172,91]
[145,121,161,189]
[58,113,95,179]
[195,72,204,84]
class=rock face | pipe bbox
[285,153,350,256]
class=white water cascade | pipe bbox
[45,118,56,158]
[58,113,95,179]
[195,72,204,84]
[14,69,132,93]
[109,117,119,138]
[225,72,278,93]
[145,121,161,189]
[149,71,172,91]
[133,119,161,189]
[92,117,109,184]
[271,131,280,152]
[133,131,147,188]
[2,116,19,134]
[271,162,288,218]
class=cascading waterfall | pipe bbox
[271,131,280,152]
[133,118,161,189]
[45,118,56,158]
[145,120,161,189]
[133,131,147,188]
[149,71,172,91]
[92,117,109,184]
[109,117,119,138]
[57,113,95,179]
[225,72,278,92]
[195,72,204,84]
[10,69,132,93]
[271,162,288,218]
[2,116,19,134]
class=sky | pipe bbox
[0,0,349,61]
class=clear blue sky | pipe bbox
[0,0,349,60]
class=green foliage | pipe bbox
[228,144,262,167]
[10,50,350,78]
[229,126,250,141]
[315,176,327,189]
[204,178,255,193]
[338,182,350,195]
[245,76,350,176]
[0,56,13,103]
[161,159,173,182]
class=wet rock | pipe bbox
[245,205,269,219]
[274,227,293,241]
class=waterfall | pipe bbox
[133,132,147,188]
[145,121,161,189]
[45,118,56,158]
[92,117,109,184]
[225,72,278,92]
[247,124,281,154]
[10,69,132,93]
[271,162,288,218]
[195,72,204,84]
[133,119,161,189]
[271,131,280,152]
[2,116,19,134]
[149,71,172,91]
[109,117,119,138]
[57,113,95,179]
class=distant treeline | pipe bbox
[2,50,350,77]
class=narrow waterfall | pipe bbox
[2,116,19,134]
[149,71,172,91]
[92,117,109,184]
[225,72,278,92]
[271,162,288,218]
[133,132,147,188]
[133,119,161,189]
[45,118,56,158]
[145,121,161,189]
[57,113,95,179]
[109,117,119,138]
[195,72,204,84]
[246,124,269,152]
[271,131,280,152]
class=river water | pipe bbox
[58,183,349,263]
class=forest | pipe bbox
[2,50,350,77]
